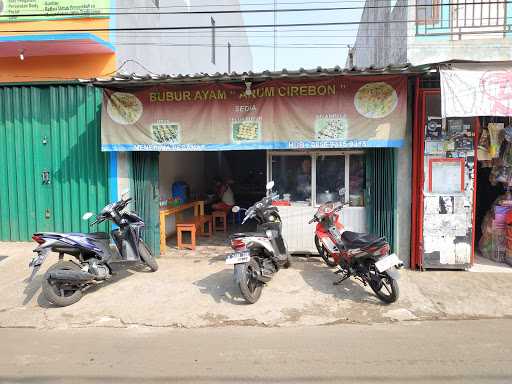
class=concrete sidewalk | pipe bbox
[0,241,512,329]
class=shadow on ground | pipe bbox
[193,268,247,305]
[297,258,386,306]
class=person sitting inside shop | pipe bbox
[212,177,235,212]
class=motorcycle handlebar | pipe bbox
[90,217,104,226]
[88,197,134,227]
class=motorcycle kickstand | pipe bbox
[333,272,350,286]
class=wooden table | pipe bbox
[159,201,205,254]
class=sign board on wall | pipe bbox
[441,64,512,117]
[0,0,109,21]
[101,76,408,151]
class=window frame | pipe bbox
[267,150,365,207]
[415,0,440,25]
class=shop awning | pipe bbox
[83,64,427,87]
[95,67,416,152]
[440,62,512,118]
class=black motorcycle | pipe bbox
[226,181,290,304]
[29,194,158,307]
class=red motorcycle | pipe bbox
[309,200,402,303]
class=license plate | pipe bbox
[375,253,400,272]
[226,251,250,265]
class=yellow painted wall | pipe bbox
[0,18,114,82]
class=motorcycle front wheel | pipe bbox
[235,258,263,304]
[369,269,399,304]
[139,241,159,272]
[315,235,337,267]
[42,261,83,307]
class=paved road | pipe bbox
[1,319,511,384]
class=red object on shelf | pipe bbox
[272,200,291,206]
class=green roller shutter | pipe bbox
[0,84,109,241]
[365,148,397,251]
[130,152,160,256]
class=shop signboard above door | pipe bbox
[0,0,109,21]
[441,63,512,118]
[101,76,407,151]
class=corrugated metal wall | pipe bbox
[0,85,109,241]
[131,152,160,256]
[365,148,397,251]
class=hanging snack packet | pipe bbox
[488,123,505,158]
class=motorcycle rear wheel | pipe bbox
[369,271,399,304]
[42,261,84,307]
[315,235,337,267]
[236,258,263,304]
[139,241,159,272]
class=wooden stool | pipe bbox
[213,210,228,233]
[198,215,213,237]
[177,223,196,250]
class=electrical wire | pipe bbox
[13,40,511,49]
[0,1,507,19]
[99,29,510,39]
[0,15,510,34]
[0,0,394,12]
[3,0,373,12]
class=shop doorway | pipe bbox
[474,117,512,270]
[158,150,267,252]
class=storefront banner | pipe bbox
[441,64,512,118]
[101,76,407,151]
[0,0,109,21]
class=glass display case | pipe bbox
[268,151,367,253]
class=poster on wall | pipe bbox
[440,64,512,117]
[101,76,408,151]
[425,117,443,140]
[429,158,465,194]
[0,0,109,21]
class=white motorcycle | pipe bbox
[226,181,290,303]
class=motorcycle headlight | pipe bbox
[269,215,275,222]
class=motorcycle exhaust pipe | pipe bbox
[47,270,96,284]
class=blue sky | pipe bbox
[239,1,364,71]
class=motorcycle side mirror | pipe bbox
[266,181,275,190]
[121,188,130,201]
[232,206,241,213]
[82,212,94,220]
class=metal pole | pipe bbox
[274,0,277,70]
[228,42,231,73]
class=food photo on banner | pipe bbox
[101,76,407,151]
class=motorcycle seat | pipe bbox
[340,231,386,250]
[230,232,266,239]
[36,232,109,240]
